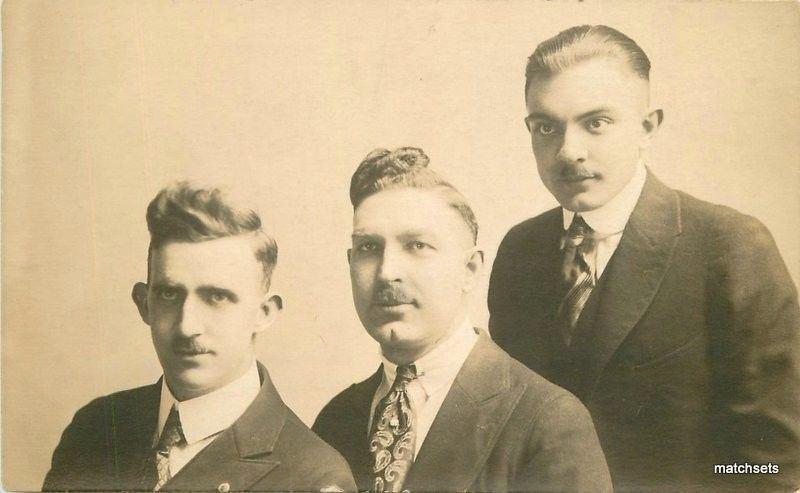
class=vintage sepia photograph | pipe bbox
[3,1,799,491]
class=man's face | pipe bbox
[349,188,481,363]
[134,235,274,400]
[525,56,656,212]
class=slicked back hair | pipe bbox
[145,181,278,289]
[350,147,479,245]
[525,25,651,95]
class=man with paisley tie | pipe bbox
[313,147,611,492]
[43,182,355,492]
[488,25,800,491]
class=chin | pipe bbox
[368,320,423,348]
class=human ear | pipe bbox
[132,282,151,325]
[462,248,485,293]
[255,294,283,333]
[640,108,663,149]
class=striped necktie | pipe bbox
[557,215,597,345]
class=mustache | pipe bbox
[372,284,415,305]
[557,164,596,180]
[171,337,211,355]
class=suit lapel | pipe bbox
[162,363,284,491]
[583,171,682,398]
[403,332,525,492]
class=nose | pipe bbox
[377,245,405,282]
[176,296,205,337]
[556,126,588,163]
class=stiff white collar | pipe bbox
[380,318,478,400]
[156,359,260,446]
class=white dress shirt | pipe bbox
[369,319,479,456]
[155,360,261,477]
[563,162,647,280]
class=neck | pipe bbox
[166,357,255,401]
[381,315,466,366]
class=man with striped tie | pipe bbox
[43,182,355,492]
[313,147,611,492]
[488,25,800,491]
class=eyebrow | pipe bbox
[527,107,614,122]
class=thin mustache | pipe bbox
[172,338,211,354]
[372,285,415,305]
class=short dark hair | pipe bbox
[525,25,651,95]
[349,147,479,244]
[145,181,278,288]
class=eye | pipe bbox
[407,241,433,252]
[355,241,379,253]
[536,123,556,135]
[587,118,611,132]
[158,287,179,301]
[208,292,230,304]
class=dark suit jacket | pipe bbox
[488,171,800,491]
[313,330,612,492]
[43,362,356,492]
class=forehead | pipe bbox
[526,56,648,117]
[149,235,263,289]
[353,188,469,241]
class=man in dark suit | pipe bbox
[313,147,611,492]
[488,25,800,491]
[44,182,355,492]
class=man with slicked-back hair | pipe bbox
[314,147,611,492]
[43,182,355,492]
[489,25,800,491]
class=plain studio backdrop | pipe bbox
[2,1,799,489]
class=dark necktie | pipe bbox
[153,405,186,491]
[369,364,417,493]
[557,215,597,345]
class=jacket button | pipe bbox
[217,482,231,493]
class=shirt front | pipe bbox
[369,318,479,456]
[562,161,647,279]
[155,360,261,477]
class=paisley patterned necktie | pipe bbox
[153,405,186,491]
[369,364,417,493]
[557,215,597,345]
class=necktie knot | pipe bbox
[157,406,185,452]
[395,364,417,386]
[563,215,593,249]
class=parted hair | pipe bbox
[525,25,651,94]
[349,147,479,244]
[145,181,278,288]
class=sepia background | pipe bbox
[3,1,799,489]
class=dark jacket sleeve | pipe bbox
[710,214,800,491]
[520,392,612,493]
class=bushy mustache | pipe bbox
[372,283,415,305]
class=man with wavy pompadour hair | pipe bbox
[489,24,800,491]
[314,147,611,492]
[44,181,355,492]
